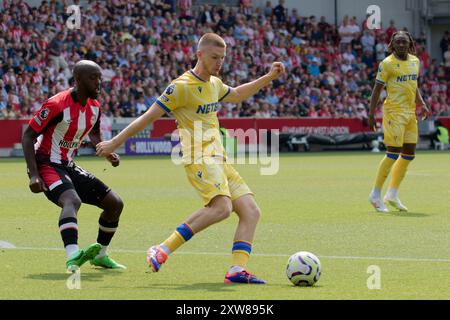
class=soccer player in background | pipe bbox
[368,31,429,212]
[96,33,285,284]
[22,60,126,271]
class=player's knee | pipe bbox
[116,196,124,213]
[216,207,232,220]
[211,197,232,220]
[62,196,82,211]
[113,196,124,218]
[104,192,124,218]
[240,205,261,223]
[402,146,416,156]
[110,202,124,222]
[249,206,261,223]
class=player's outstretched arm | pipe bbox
[96,103,166,157]
[221,62,285,104]
[416,88,430,120]
[22,126,48,193]
[368,82,385,131]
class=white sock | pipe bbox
[228,265,245,273]
[65,244,79,259]
[160,243,171,256]
[95,245,108,259]
[370,187,381,198]
[386,188,398,199]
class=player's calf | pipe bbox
[94,191,124,262]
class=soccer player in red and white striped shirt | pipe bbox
[22,60,126,271]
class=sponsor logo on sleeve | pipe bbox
[39,108,49,120]
[165,84,175,95]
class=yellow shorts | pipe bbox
[382,111,418,147]
[185,159,253,206]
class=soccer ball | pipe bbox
[286,251,322,286]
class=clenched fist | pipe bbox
[267,62,286,81]
[107,152,120,167]
[29,175,47,193]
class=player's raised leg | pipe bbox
[147,195,232,272]
[384,143,416,211]
[224,194,265,284]
[90,191,126,269]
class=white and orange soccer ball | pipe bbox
[286,251,322,286]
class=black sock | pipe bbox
[59,217,78,247]
[97,217,119,246]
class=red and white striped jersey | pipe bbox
[29,88,101,165]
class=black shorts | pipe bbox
[37,161,111,207]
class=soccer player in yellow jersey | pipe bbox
[96,33,285,283]
[368,31,429,212]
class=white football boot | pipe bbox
[384,194,408,212]
[369,194,389,213]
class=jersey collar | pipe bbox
[189,70,207,82]
[392,53,409,62]
[70,88,90,107]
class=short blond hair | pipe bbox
[198,33,226,51]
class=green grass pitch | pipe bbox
[1,152,449,299]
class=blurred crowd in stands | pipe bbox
[0,0,449,121]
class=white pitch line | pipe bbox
[0,240,16,249]
[409,173,450,177]
[3,246,450,263]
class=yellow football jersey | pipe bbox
[376,53,420,113]
[156,70,231,164]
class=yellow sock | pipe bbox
[162,223,194,254]
[232,251,250,268]
[163,232,186,253]
[389,154,415,190]
[374,152,399,189]
[231,241,252,268]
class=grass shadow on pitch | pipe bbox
[133,282,320,292]
[268,283,324,289]
[25,272,112,281]
[133,283,239,293]
[384,211,430,218]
